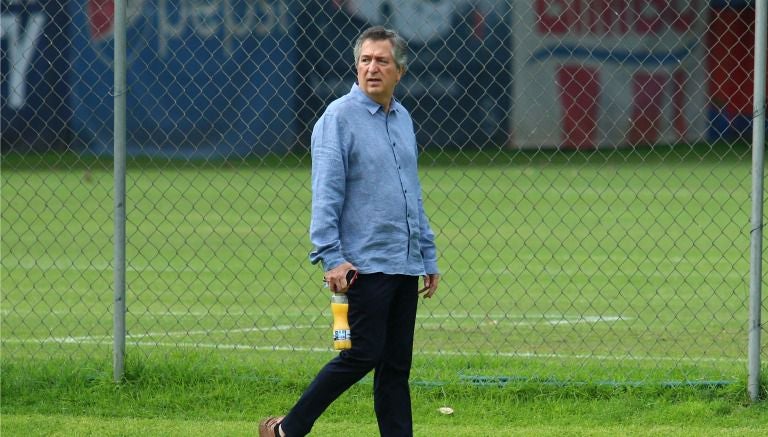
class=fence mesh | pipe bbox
[2,0,765,385]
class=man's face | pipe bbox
[356,39,403,107]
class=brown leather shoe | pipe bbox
[258,416,285,437]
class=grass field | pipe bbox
[2,147,767,434]
[2,352,767,436]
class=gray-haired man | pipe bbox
[259,26,440,437]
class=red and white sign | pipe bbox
[511,0,709,148]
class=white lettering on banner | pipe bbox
[157,0,288,57]
[533,0,698,36]
[0,11,46,109]
[341,0,470,43]
[511,0,708,149]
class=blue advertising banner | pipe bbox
[68,0,297,157]
[1,0,71,152]
[294,0,512,149]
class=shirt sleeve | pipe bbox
[414,134,438,274]
[417,190,439,274]
[409,114,439,275]
[309,112,348,271]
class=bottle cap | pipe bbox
[331,293,348,303]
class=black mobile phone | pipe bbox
[346,269,358,287]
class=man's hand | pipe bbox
[419,273,440,298]
[324,262,356,293]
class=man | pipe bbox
[259,26,440,437]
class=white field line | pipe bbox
[0,308,629,321]
[125,311,570,320]
[3,314,746,363]
[1,336,744,364]
[488,264,746,282]
[2,258,200,273]
[3,253,747,282]
[1,324,312,344]
[1,314,622,342]
[419,315,625,328]
[0,316,620,343]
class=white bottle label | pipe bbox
[333,329,351,341]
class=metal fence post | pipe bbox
[113,0,128,383]
[748,0,767,404]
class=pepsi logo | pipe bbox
[336,0,472,43]
[87,0,146,41]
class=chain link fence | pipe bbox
[2,0,766,388]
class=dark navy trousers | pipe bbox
[281,273,419,437]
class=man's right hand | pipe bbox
[324,262,356,293]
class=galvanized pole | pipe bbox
[748,0,767,403]
[113,0,128,383]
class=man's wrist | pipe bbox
[424,261,439,275]
[322,257,345,272]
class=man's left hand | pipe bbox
[419,274,440,298]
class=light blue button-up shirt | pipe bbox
[309,84,439,276]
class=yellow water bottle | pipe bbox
[331,293,351,350]
[330,270,357,350]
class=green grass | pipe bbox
[2,153,756,374]
[2,146,767,434]
[1,354,767,436]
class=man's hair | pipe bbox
[353,26,408,71]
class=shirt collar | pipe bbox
[350,83,399,115]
